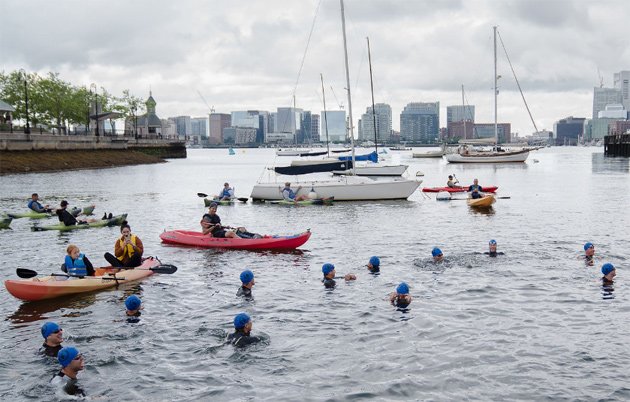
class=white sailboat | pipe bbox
[444,26,530,164]
[251,0,421,201]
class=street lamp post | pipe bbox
[133,103,138,141]
[22,71,31,134]
[91,83,99,138]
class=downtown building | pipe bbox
[399,102,440,144]
[209,113,231,145]
[446,104,475,139]
[267,107,302,144]
[231,110,269,144]
[358,103,392,143]
[171,116,192,137]
[320,110,346,143]
[554,116,586,145]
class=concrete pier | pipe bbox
[604,134,630,157]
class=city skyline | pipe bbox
[2,0,630,136]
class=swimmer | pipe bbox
[389,282,412,308]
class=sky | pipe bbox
[1,0,630,137]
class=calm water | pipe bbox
[1,147,629,401]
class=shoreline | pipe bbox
[0,149,167,175]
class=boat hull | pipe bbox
[250,176,421,201]
[332,164,408,176]
[467,195,496,207]
[0,217,12,229]
[31,214,127,232]
[412,151,444,158]
[4,258,160,301]
[444,150,529,163]
[160,230,311,250]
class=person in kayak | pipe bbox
[56,200,96,226]
[227,313,261,347]
[217,182,235,201]
[104,221,145,268]
[468,179,484,199]
[50,346,85,397]
[40,322,63,357]
[281,182,309,202]
[322,263,356,289]
[200,203,238,238]
[62,245,95,277]
[389,282,412,308]
[583,242,595,266]
[432,247,444,263]
[237,270,255,297]
[28,193,52,213]
[602,263,616,285]
[484,240,504,257]
[446,175,460,188]
[367,256,380,273]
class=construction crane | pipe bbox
[329,86,344,110]
[197,90,214,113]
[597,68,604,88]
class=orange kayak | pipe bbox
[467,195,496,208]
[4,257,161,302]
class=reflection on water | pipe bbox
[7,293,97,324]
[592,152,629,174]
[468,206,495,216]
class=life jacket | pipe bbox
[28,200,42,211]
[66,253,87,277]
[117,235,138,261]
[221,188,233,198]
[282,188,295,200]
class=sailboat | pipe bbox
[444,26,530,163]
[250,0,421,201]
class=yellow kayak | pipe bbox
[467,194,496,208]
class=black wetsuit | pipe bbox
[484,252,504,258]
[50,371,85,396]
[227,330,260,347]
[584,255,594,266]
[236,286,252,297]
[323,278,336,289]
[202,213,227,238]
[57,208,78,226]
[368,266,380,274]
[41,343,62,358]
[393,298,410,308]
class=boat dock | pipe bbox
[604,134,630,156]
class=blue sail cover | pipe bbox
[338,151,378,163]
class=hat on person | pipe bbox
[432,247,443,257]
[448,175,453,179]
[368,256,380,267]
[60,200,68,207]
[396,282,410,295]
[209,202,218,208]
[234,313,251,329]
[125,295,141,311]
[601,263,615,276]
[489,239,497,245]
[584,242,594,251]
[57,346,79,368]
[240,270,254,284]
[322,263,335,275]
[41,322,60,339]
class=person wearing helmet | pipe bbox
[366,256,380,273]
[484,240,504,257]
[237,270,255,297]
[432,247,444,263]
[583,242,595,266]
[228,313,262,347]
[40,322,64,357]
[50,346,85,396]
[321,263,356,289]
[389,282,412,308]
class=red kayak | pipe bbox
[422,186,498,193]
[160,230,311,250]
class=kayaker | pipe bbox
[227,313,261,347]
[50,346,85,397]
[367,256,380,273]
[28,193,51,213]
[446,175,460,188]
[468,179,484,199]
[217,182,234,201]
[484,240,504,257]
[40,322,63,357]
[56,200,95,226]
[281,182,309,202]
[602,263,616,285]
[104,221,145,268]
[125,295,142,317]
[584,242,595,266]
[237,270,255,297]
[389,282,412,308]
[200,203,238,238]
[62,245,95,277]
[432,247,444,263]
[322,263,356,289]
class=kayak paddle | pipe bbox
[16,268,124,280]
[197,193,248,203]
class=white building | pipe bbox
[614,70,630,111]
[592,87,622,119]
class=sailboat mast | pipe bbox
[340,0,356,172]
[462,84,466,139]
[320,73,330,158]
[367,36,378,154]
[493,25,498,145]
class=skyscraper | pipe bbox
[231,110,268,144]
[613,70,630,111]
[209,113,231,144]
[400,102,440,143]
[592,87,622,119]
[359,103,391,143]
[191,117,208,137]
[321,110,346,143]
[172,116,192,137]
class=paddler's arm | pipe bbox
[133,237,144,255]
[114,238,124,258]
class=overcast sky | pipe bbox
[1,0,629,136]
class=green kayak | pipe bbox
[8,205,96,219]
[204,198,234,206]
[31,214,127,232]
[268,197,334,206]
[0,216,12,229]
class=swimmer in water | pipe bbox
[389,282,412,308]
[322,263,356,289]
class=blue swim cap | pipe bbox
[369,256,380,267]
[432,247,442,257]
[584,242,593,251]
[489,239,497,245]
[396,282,409,295]
[602,263,615,276]
[125,295,141,311]
[240,270,254,284]
[41,322,60,339]
[322,263,335,275]
[234,313,251,329]
[57,346,79,368]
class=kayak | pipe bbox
[8,205,96,219]
[467,195,496,208]
[4,257,161,302]
[160,229,311,250]
[268,197,334,206]
[31,214,127,232]
[204,198,235,207]
[423,186,498,193]
[0,216,12,229]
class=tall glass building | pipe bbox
[320,110,346,143]
[400,102,439,143]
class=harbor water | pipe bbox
[0,147,629,401]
